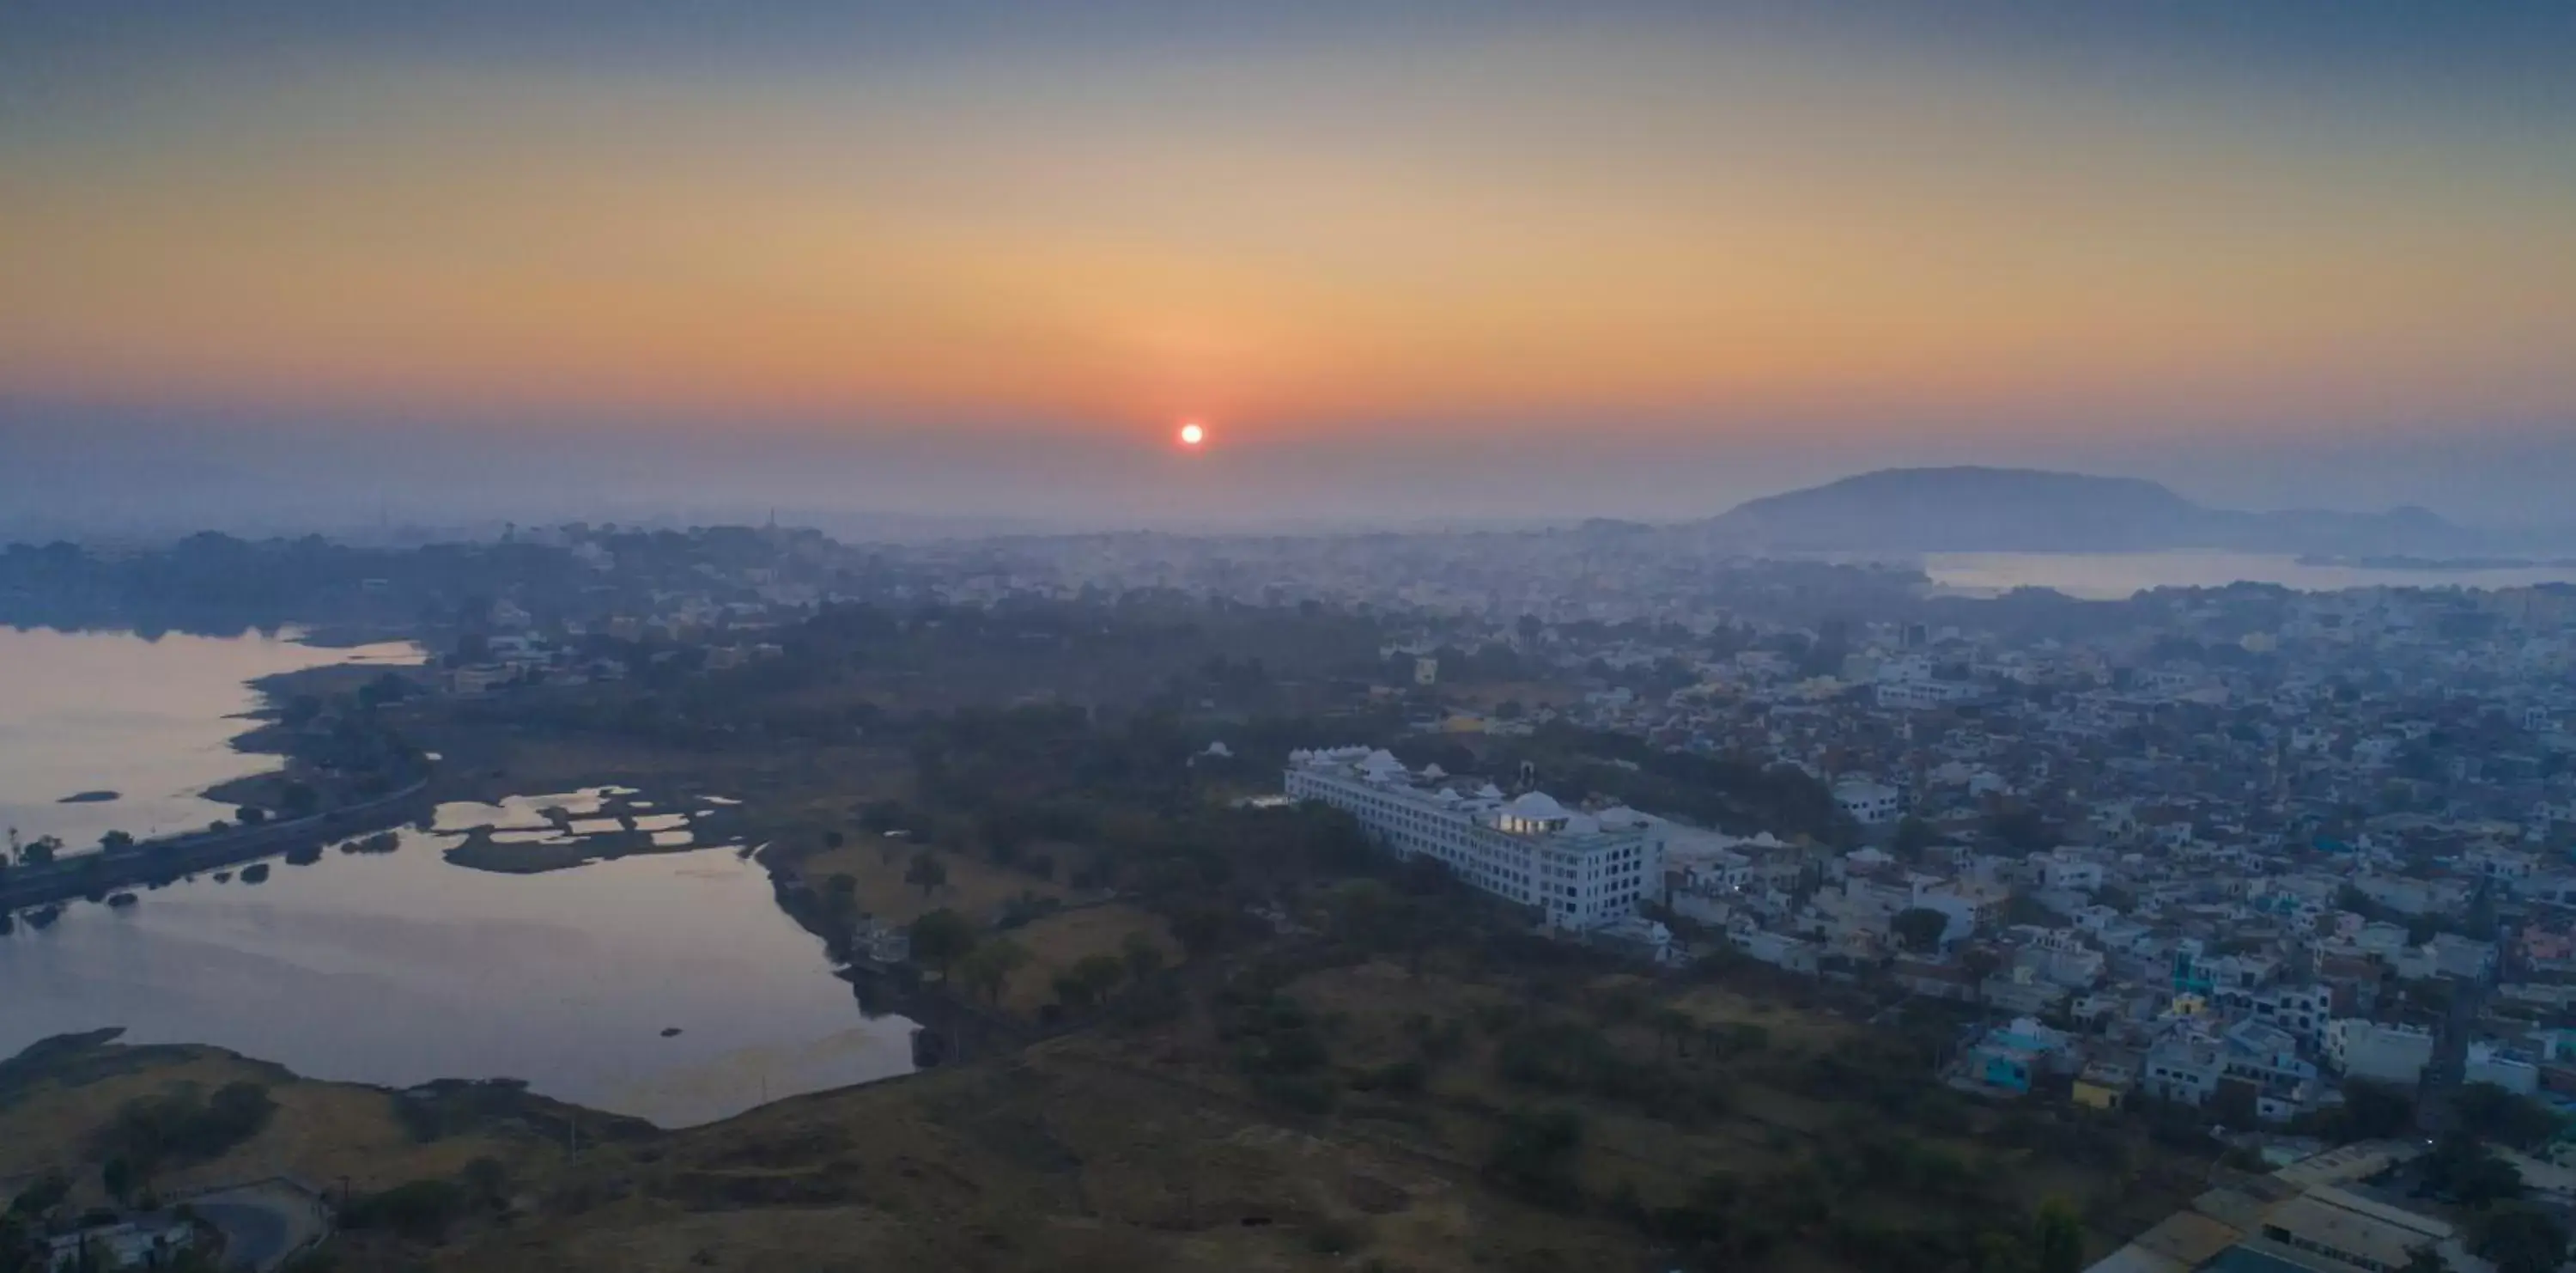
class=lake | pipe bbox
[1921,551,2576,600]
[0,629,914,1126]
[0,627,421,850]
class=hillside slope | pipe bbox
[1702,466,2467,555]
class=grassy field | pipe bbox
[4,939,2208,1273]
[414,1039,1649,1273]
[0,1037,547,1204]
[998,904,1177,1016]
[793,840,1074,929]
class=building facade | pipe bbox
[2324,1019,2436,1086]
[1285,747,1662,930]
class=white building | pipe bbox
[1285,747,1662,930]
[1833,780,1903,826]
[2142,1035,2225,1106]
[2324,1019,2436,1086]
[2466,1043,2542,1096]
[1875,677,1986,711]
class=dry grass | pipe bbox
[0,1045,531,1205]
[1668,984,1858,1051]
[424,1044,1647,1273]
[795,842,1069,928]
[998,905,1176,1016]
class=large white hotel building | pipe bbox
[1284,746,1662,929]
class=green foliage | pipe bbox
[1351,1059,1428,1095]
[342,1178,469,1242]
[459,1156,509,1207]
[2475,1204,2568,1273]
[1892,815,1939,861]
[2331,1080,2418,1142]
[1069,953,1127,1000]
[1483,1106,1585,1207]
[903,850,948,898]
[908,908,977,978]
[2452,1082,2562,1150]
[956,937,1030,1004]
[1892,906,1949,953]
[2033,1197,2085,1273]
[1492,1020,1724,1122]
[1120,931,1166,982]
[1303,1217,1368,1256]
[1168,904,1234,958]
[6,1171,69,1219]
[94,1081,276,1177]
[2421,1130,2524,1208]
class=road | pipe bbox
[189,1181,328,1272]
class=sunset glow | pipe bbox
[1179,422,1206,448]
[3,4,2572,523]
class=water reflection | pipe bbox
[0,823,915,1127]
[1923,550,2576,600]
[0,628,422,847]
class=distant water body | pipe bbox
[0,628,914,1125]
[0,628,422,848]
[1,831,914,1126]
[1922,551,2576,600]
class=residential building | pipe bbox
[1286,747,1662,929]
[2324,1020,2434,1086]
[1832,779,1902,826]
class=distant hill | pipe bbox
[1700,466,2476,555]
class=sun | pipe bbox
[1177,421,1206,448]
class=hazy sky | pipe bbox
[3,2,2573,531]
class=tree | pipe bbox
[280,782,320,819]
[1121,931,1167,983]
[2422,1130,2524,1207]
[100,1158,134,1207]
[2452,1082,2562,1150]
[1892,907,1950,953]
[1648,1008,1695,1059]
[907,908,976,979]
[459,1156,509,1207]
[2336,1080,2418,1141]
[19,836,59,867]
[2033,1197,2085,1273]
[99,830,135,853]
[235,806,267,827]
[1892,815,1938,862]
[1170,904,1232,958]
[2401,1243,2450,1273]
[1053,971,1101,1010]
[1484,1106,1585,1206]
[903,851,948,898]
[1072,953,1127,1002]
[957,938,1030,1005]
[2475,1205,2567,1273]
[9,1169,70,1219]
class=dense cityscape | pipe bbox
[9,515,2575,1270]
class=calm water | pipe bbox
[1923,551,2576,600]
[1,833,914,1126]
[0,629,913,1126]
[0,628,420,849]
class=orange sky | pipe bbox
[4,23,2574,448]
